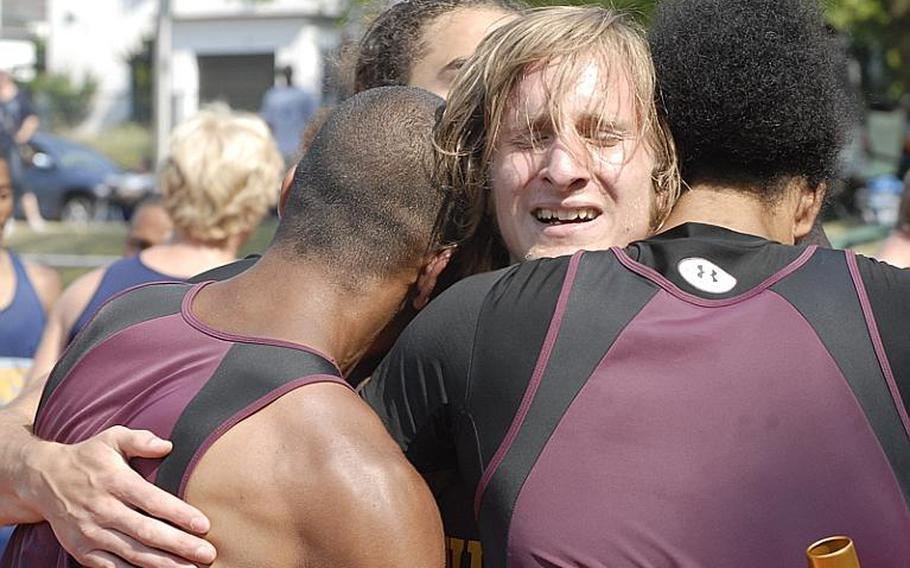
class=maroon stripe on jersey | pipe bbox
[35,312,230,463]
[176,373,349,496]
[611,245,817,306]
[507,289,910,567]
[473,251,583,516]
[846,251,910,440]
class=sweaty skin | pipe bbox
[186,383,443,567]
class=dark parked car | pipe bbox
[14,132,155,223]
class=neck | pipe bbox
[661,184,796,244]
[139,231,241,277]
[194,249,413,376]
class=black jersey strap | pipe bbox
[471,251,659,567]
[771,248,910,510]
[155,343,341,495]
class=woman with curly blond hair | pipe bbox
[25,106,283,382]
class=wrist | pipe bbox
[8,438,62,523]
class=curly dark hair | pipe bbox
[648,0,853,196]
[353,0,525,93]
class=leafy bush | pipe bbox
[27,72,98,130]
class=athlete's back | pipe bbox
[4,281,443,567]
[365,223,910,567]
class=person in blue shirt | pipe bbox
[0,156,59,405]
[0,154,59,557]
[260,66,318,164]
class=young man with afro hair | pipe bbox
[358,0,910,565]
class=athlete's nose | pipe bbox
[540,140,590,193]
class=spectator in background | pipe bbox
[0,71,42,232]
[123,199,173,256]
[24,105,283,384]
[260,66,318,164]
[876,170,910,268]
[0,156,60,406]
[0,155,59,558]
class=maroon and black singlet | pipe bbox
[362,222,910,568]
[1,281,347,567]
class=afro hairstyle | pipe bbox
[648,0,854,196]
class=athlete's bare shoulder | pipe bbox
[21,258,61,313]
[185,381,444,568]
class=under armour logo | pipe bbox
[678,257,737,294]
[696,264,719,283]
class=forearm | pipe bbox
[0,382,51,524]
[14,115,38,145]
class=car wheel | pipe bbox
[61,195,95,224]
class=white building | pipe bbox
[0,0,48,79]
[48,0,346,133]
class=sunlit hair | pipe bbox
[434,5,679,272]
[158,105,284,243]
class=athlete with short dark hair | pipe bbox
[361,1,910,566]
[1,87,447,568]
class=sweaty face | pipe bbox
[490,60,657,262]
[408,7,515,99]
[0,161,13,234]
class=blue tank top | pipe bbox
[69,255,180,343]
[0,251,45,358]
[0,251,46,405]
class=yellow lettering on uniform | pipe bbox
[467,540,483,568]
[447,537,465,567]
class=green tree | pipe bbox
[825,0,910,102]
[26,73,98,131]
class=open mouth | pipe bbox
[533,207,601,225]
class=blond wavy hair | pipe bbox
[159,105,284,243]
[434,5,680,272]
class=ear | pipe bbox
[412,247,454,311]
[277,164,298,218]
[793,182,827,241]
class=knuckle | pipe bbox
[135,523,159,544]
[97,470,124,492]
[78,522,100,542]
